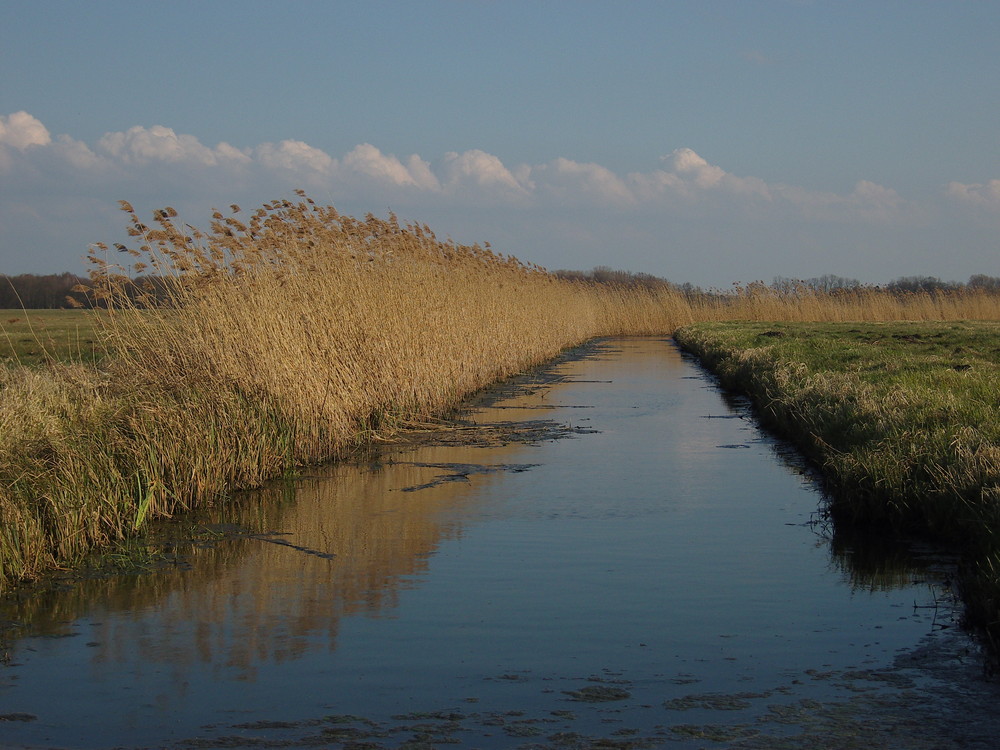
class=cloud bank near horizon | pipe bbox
[2,111,997,285]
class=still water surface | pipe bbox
[2,338,998,748]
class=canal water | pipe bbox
[2,338,998,749]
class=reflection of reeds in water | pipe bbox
[2,437,530,679]
[827,528,947,593]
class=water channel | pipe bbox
[2,337,998,749]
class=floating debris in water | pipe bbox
[563,685,632,702]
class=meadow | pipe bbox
[1,308,102,366]
[2,193,999,608]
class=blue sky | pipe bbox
[2,1,998,287]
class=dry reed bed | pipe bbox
[2,194,999,591]
[0,197,685,587]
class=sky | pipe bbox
[1,0,998,288]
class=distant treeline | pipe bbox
[4,269,1000,309]
[0,273,173,309]
[771,273,1000,295]
[0,273,88,309]
[555,267,1000,298]
[553,266,678,290]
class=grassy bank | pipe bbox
[3,194,1000,592]
[673,321,1000,646]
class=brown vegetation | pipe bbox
[2,193,999,590]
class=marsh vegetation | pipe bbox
[674,321,1000,649]
[2,193,999,601]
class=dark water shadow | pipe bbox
[676,347,977,646]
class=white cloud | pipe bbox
[97,124,245,167]
[628,149,772,203]
[772,179,907,222]
[405,154,441,191]
[628,167,686,201]
[215,141,253,164]
[0,113,908,224]
[253,139,335,174]
[667,147,727,188]
[666,148,772,197]
[342,143,421,188]
[0,111,51,149]
[51,134,101,169]
[531,158,634,207]
[439,149,529,198]
[848,180,905,217]
[946,180,1000,210]
[5,110,990,284]
[0,113,100,173]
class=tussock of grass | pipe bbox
[2,194,1000,593]
[673,321,1000,646]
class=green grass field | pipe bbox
[1,309,104,366]
[674,320,1000,649]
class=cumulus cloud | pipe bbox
[531,158,634,207]
[405,154,441,191]
[51,134,101,170]
[97,124,248,167]
[946,180,1000,210]
[667,148,771,197]
[1,112,916,224]
[4,110,975,280]
[628,149,773,204]
[667,147,726,188]
[253,139,334,175]
[771,179,907,221]
[342,143,422,188]
[848,180,905,217]
[0,111,53,171]
[0,111,51,149]
[438,149,530,199]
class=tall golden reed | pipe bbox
[1,193,999,588]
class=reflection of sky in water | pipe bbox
[2,338,997,749]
